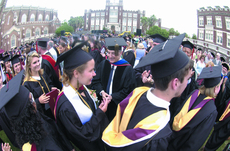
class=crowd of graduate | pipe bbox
[0,32,230,151]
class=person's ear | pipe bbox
[171,78,180,90]
[73,69,79,78]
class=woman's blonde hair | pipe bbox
[24,51,43,81]
[62,63,88,88]
[205,61,214,67]
[199,79,222,98]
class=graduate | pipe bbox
[0,71,74,151]
[102,34,193,151]
[2,54,12,82]
[9,54,23,77]
[23,51,58,119]
[54,42,110,151]
[91,37,136,121]
[168,66,223,151]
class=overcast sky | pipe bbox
[6,0,230,36]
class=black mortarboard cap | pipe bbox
[0,71,30,119]
[60,36,68,43]
[9,55,21,65]
[135,33,189,78]
[56,41,93,70]
[148,34,167,43]
[181,40,196,50]
[211,52,215,58]
[2,55,11,62]
[105,38,127,56]
[197,66,222,88]
[37,38,49,48]
[222,62,229,71]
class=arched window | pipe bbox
[43,27,48,34]
[7,16,10,25]
[38,14,43,21]
[45,15,49,21]
[26,29,31,38]
[11,35,16,48]
[35,28,40,36]
[21,14,27,23]
[30,14,35,21]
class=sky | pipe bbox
[5,0,230,37]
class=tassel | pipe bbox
[115,44,119,56]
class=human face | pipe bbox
[5,61,11,69]
[175,69,193,97]
[58,45,65,54]
[13,62,21,75]
[182,47,192,57]
[77,59,96,86]
[107,49,121,63]
[30,57,40,74]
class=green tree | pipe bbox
[146,26,161,35]
[192,34,197,39]
[55,22,74,36]
[141,16,149,34]
[169,28,175,36]
[148,15,157,29]
[185,33,189,38]
[175,30,180,36]
[68,16,84,32]
[160,29,169,38]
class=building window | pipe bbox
[91,13,95,17]
[100,18,104,29]
[30,14,35,21]
[53,15,56,20]
[96,18,99,25]
[96,12,100,16]
[216,32,223,44]
[123,13,127,17]
[133,14,137,18]
[45,15,49,21]
[123,18,126,25]
[133,26,136,32]
[226,17,230,30]
[199,16,204,26]
[96,25,99,30]
[25,29,31,38]
[91,18,94,25]
[7,16,10,25]
[101,12,105,16]
[227,34,230,48]
[128,26,131,31]
[35,28,40,36]
[109,8,118,23]
[216,16,222,28]
[133,19,137,27]
[21,14,27,23]
[122,26,126,31]
[128,19,132,26]
[199,30,204,39]
[91,25,94,30]
[38,14,43,21]
[44,27,48,34]
[11,35,16,48]
[128,13,132,17]
[206,16,212,25]
[205,30,213,41]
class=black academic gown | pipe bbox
[23,73,54,119]
[168,93,217,151]
[123,50,135,67]
[56,89,109,151]
[91,60,136,121]
[41,58,62,90]
[134,64,153,87]
[89,49,105,70]
[105,92,172,151]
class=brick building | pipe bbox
[83,0,161,33]
[0,4,61,51]
[196,6,230,61]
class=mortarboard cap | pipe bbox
[105,38,127,56]
[148,34,167,43]
[60,36,68,43]
[37,38,49,48]
[197,66,222,88]
[56,41,93,70]
[181,40,196,50]
[220,56,225,62]
[9,55,21,65]
[222,62,229,71]
[211,52,215,58]
[135,33,189,78]
[2,55,11,63]
[0,71,30,120]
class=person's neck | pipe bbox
[31,71,39,77]
[70,77,82,90]
[151,88,172,102]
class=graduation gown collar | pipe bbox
[63,85,97,125]
[147,88,170,109]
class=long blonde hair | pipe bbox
[199,79,222,98]
[24,51,43,81]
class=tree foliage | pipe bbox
[169,28,175,36]
[68,16,84,32]
[192,34,197,39]
[146,26,169,38]
[148,15,157,29]
[141,16,148,34]
[55,22,74,36]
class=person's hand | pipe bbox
[101,91,110,100]
[39,93,50,104]
[142,70,153,84]
[2,143,12,151]
[99,99,109,113]
[51,87,60,94]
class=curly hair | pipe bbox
[10,101,46,148]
